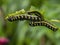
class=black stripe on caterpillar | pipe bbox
[6,14,42,22]
[27,11,44,21]
[29,21,58,31]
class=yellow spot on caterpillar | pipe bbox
[28,16,30,19]
[21,15,23,18]
[25,15,27,18]
[14,16,17,19]
[17,15,20,19]
[39,18,41,20]
[35,17,37,20]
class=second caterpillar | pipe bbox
[29,21,58,31]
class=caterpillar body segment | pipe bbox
[6,14,42,22]
[29,21,58,31]
[27,11,44,21]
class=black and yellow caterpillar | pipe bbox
[6,14,42,22]
[6,11,44,22]
[29,21,58,31]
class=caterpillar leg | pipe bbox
[29,21,58,31]
[27,11,44,21]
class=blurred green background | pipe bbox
[0,0,60,45]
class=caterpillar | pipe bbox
[27,11,44,21]
[6,14,42,22]
[29,21,58,31]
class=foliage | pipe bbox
[0,0,60,45]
